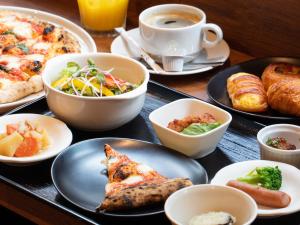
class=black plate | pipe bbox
[207,57,300,121]
[51,137,207,218]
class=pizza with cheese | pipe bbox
[0,11,80,103]
[97,144,192,212]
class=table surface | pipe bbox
[0,0,289,225]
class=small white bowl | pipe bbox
[257,124,300,168]
[149,98,232,158]
[0,114,72,166]
[165,184,257,225]
[42,53,149,131]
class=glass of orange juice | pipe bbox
[77,0,129,35]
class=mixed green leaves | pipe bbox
[52,58,140,97]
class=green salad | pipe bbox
[51,59,140,97]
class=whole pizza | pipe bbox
[0,11,81,103]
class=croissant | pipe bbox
[261,63,300,91]
[267,79,300,116]
[227,72,268,112]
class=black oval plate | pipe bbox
[51,138,207,218]
[207,57,300,121]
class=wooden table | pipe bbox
[0,1,299,225]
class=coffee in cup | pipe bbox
[139,4,223,72]
[144,11,201,28]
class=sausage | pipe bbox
[227,180,291,208]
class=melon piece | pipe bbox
[0,132,24,156]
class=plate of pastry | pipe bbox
[207,57,300,121]
[51,138,207,217]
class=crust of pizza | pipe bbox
[97,177,192,212]
[0,75,43,103]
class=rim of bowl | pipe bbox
[257,124,300,153]
[42,53,149,100]
[149,98,232,138]
[164,184,258,225]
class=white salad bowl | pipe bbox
[257,124,300,169]
[149,98,232,158]
[164,184,257,225]
[42,53,149,131]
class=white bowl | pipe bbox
[42,53,149,131]
[149,98,232,158]
[257,124,300,168]
[165,184,257,225]
[0,114,72,166]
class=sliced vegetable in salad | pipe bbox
[51,59,140,97]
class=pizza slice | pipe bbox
[0,11,81,104]
[97,144,192,212]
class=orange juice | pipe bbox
[77,0,129,31]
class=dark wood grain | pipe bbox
[128,0,300,57]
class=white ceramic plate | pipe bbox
[0,6,97,114]
[111,28,230,75]
[211,160,300,217]
[0,91,45,114]
[0,114,72,165]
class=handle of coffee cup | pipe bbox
[201,23,223,48]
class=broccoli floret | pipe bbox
[237,166,282,190]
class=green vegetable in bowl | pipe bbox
[51,59,140,97]
[180,122,221,135]
[237,166,282,190]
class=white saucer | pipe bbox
[0,114,72,166]
[210,160,300,218]
[111,28,230,76]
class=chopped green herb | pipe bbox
[2,30,15,35]
[16,43,29,54]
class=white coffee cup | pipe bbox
[139,4,223,71]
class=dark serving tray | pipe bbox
[1,81,299,225]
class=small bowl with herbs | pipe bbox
[257,124,300,168]
[42,53,149,131]
[149,98,232,158]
